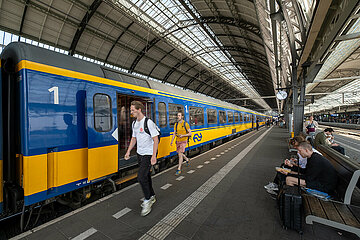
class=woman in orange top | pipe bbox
[170,111,192,175]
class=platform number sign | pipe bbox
[48,86,59,104]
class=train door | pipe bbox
[251,115,254,129]
[87,91,118,181]
[116,93,153,169]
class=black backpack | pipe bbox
[132,117,161,142]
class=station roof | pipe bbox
[0,0,278,112]
[1,0,359,115]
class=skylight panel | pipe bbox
[117,0,271,109]
[305,79,360,114]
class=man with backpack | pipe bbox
[170,111,192,175]
[124,101,159,216]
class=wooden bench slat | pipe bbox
[303,195,312,217]
[347,205,360,225]
[334,202,360,228]
[305,195,327,219]
[319,200,344,224]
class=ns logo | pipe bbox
[193,133,203,143]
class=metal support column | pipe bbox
[298,63,309,134]
[284,97,291,131]
[291,63,299,137]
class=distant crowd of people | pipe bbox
[313,116,360,124]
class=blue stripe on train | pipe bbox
[24,178,90,206]
[24,171,118,206]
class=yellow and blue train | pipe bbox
[0,42,268,221]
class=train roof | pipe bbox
[1,42,266,115]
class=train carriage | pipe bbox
[0,42,268,221]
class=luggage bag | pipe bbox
[278,185,302,232]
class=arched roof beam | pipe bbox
[232,55,268,66]
[147,49,175,77]
[215,33,264,48]
[204,81,232,97]
[128,37,160,73]
[199,16,261,38]
[221,46,268,63]
[162,57,190,83]
[214,87,237,100]
[69,0,102,56]
[195,75,213,92]
[201,79,232,95]
[174,64,198,85]
[104,22,134,63]
[184,69,207,89]
[182,70,232,98]
[235,62,271,74]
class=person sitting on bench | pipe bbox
[284,142,338,194]
[314,128,345,155]
[265,136,307,194]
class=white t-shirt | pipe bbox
[132,117,159,156]
[298,148,322,168]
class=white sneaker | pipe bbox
[141,195,156,207]
[150,195,156,204]
[141,200,153,216]
[266,189,278,196]
[264,182,278,191]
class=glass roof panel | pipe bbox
[114,0,271,109]
[305,79,360,114]
[306,18,360,114]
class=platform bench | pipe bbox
[303,145,360,237]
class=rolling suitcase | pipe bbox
[278,185,302,232]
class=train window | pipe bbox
[219,110,226,124]
[169,103,184,127]
[94,94,112,132]
[103,68,150,88]
[158,102,167,128]
[235,112,240,122]
[207,109,217,124]
[189,107,204,126]
[227,111,234,123]
[240,113,244,122]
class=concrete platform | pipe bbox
[13,127,358,240]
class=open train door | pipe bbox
[251,114,254,129]
[86,91,118,181]
[116,94,154,169]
